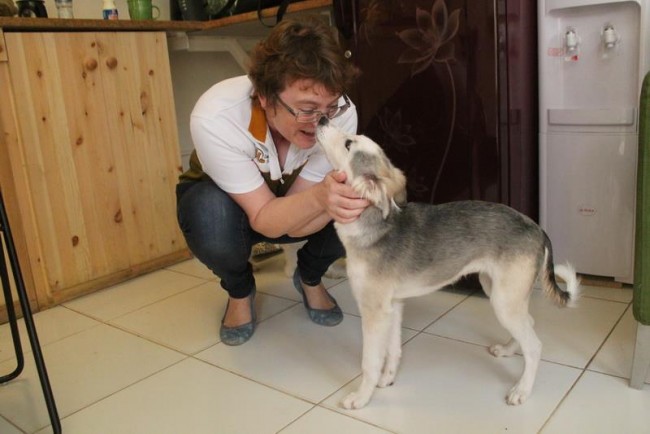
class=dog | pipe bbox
[316,118,580,409]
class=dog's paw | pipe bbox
[489,344,508,357]
[283,262,296,278]
[341,391,370,410]
[324,260,347,279]
[377,370,396,388]
[489,342,517,358]
[505,385,530,406]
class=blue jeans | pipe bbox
[176,180,345,299]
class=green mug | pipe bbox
[128,0,160,20]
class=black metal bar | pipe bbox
[0,240,24,383]
[0,190,61,433]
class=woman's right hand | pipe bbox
[320,171,370,223]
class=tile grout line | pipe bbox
[49,356,192,431]
[537,368,588,433]
[538,301,635,433]
[582,302,633,373]
[7,261,637,433]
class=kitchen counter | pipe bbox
[0,0,331,34]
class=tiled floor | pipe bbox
[1,254,649,434]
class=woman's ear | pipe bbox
[258,94,268,109]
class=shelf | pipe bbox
[0,16,204,32]
[0,0,332,35]
[198,0,332,37]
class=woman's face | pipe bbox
[259,79,342,149]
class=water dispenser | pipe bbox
[539,0,650,283]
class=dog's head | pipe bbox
[316,118,407,218]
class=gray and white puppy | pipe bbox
[316,118,580,409]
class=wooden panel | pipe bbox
[0,29,7,62]
[3,32,188,308]
[5,33,114,303]
[96,31,185,266]
[0,37,42,311]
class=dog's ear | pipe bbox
[385,166,407,207]
[352,164,407,219]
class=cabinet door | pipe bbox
[3,32,186,307]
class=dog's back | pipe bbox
[342,200,545,293]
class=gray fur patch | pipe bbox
[350,151,381,178]
[346,201,544,285]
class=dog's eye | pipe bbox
[344,139,353,151]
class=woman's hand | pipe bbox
[320,171,370,223]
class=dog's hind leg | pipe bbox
[489,268,541,405]
[378,300,403,388]
[479,272,493,297]
[489,315,536,357]
[342,299,394,410]
[481,271,523,357]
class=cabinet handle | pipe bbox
[84,58,98,71]
[106,57,118,70]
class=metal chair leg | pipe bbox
[0,243,24,383]
[0,191,61,433]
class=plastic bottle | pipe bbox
[55,0,74,18]
[102,0,118,20]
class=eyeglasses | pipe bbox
[276,94,351,123]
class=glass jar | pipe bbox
[55,0,74,18]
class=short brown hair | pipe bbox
[247,15,359,105]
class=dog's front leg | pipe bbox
[342,304,393,410]
[378,300,403,388]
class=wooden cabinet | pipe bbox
[0,30,189,311]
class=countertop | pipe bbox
[0,0,331,34]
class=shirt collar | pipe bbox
[248,103,267,143]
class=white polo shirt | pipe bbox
[189,75,358,195]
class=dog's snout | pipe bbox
[318,116,329,126]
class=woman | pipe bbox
[176,16,369,346]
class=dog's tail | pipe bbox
[540,231,581,307]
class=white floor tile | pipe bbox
[402,287,475,331]
[324,333,580,434]
[196,305,364,403]
[328,280,473,332]
[0,306,99,363]
[0,416,22,434]
[425,290,628,368]
[252,255,344,302]
[196,304,415,405]
[590,306,650,383]
[63,269,206,321]
[111,281,296,354]
[3,249,647,434]
[580,283,633,303]
[166,257,218,281]
[37,358,312,434]
[325,280,357,314]
[0,324,184,433]
[542,371,650,434]
[280,406,392,434]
